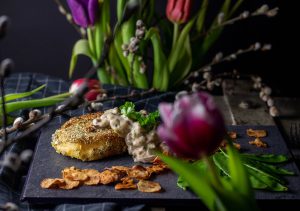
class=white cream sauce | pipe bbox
[92,108,162,163]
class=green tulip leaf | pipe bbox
[146,28,169,91]
[0,84,45,103]
[69,39,92,78]
[1,93,70,114]
[117,0,127,21]
[132,57,149,89]
[227,141,254,199]
[195,0,209,33]
[168,18,195,73]
[177,160,207,191]
[114,32,131,79]
[170,35,192,87]
[200,0,243,55]
[159,153,218,210]
[108,45,129,85]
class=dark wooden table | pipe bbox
[219,79,300,166]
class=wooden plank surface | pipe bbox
[222,79,275,125]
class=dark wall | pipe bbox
[0,0,297,96]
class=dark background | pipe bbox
[0,0,297,96]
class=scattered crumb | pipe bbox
[249,138,268,148]
[228,131,237,139]
[247,129,267,138]
[233,143,241,150]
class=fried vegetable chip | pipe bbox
[99,170,121,185]
[110,166,130,173]
[42,163,168,192]
[115,177,137,190]
[137,180,161,193]
[40,178,65,189]
[249,138,268,148]
[146,164,168,175]
[62,167,88,181]
[247,129,267,138]
[82,169,101,185]
[59,179,80,190]
[127,165,151,180]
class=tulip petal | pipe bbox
[166,0,176,21]
[67,0,89,28]
[157,91,226,159]
[158,103,173,128]
[88,0,98,26]
[182,0,192,22]
[157,125,196,158]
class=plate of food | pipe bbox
[21,102,300,206]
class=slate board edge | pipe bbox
[20,126,48,202]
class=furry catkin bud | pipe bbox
[13,117,24,128]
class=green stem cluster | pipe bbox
[68,0,273,92]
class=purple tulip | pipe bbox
[157,92,226,159]
[67,0,98,28]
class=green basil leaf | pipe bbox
[246,167,288,191]
[120,101,136,115]
[177,176,189,191]
[119,102,159,130]
[243,158,294,177]
[241,154,289,163]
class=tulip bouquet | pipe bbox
[61,0,277,91]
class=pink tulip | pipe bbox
[69,78,101,101]
[157,92,226,159]
[166,0,192,24]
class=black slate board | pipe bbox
[21,118,300,205]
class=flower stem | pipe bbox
[202,155,222,188]
[87,28,96,59]
[172,23,180,48]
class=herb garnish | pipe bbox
[119,102,160,131]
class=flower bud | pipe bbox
[67,0,99,28]
[158,92,226,159]
[166,0,192,24]
[13,117,24,128]
[29,109,42,119]
[69,78,101,101]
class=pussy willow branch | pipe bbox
[185,42,271,82]
[193,5,278,41]
[53,0,85,37]
[0,76,8,143]
[0,16,10,145]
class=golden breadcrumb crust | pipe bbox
[51,112,127,161]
